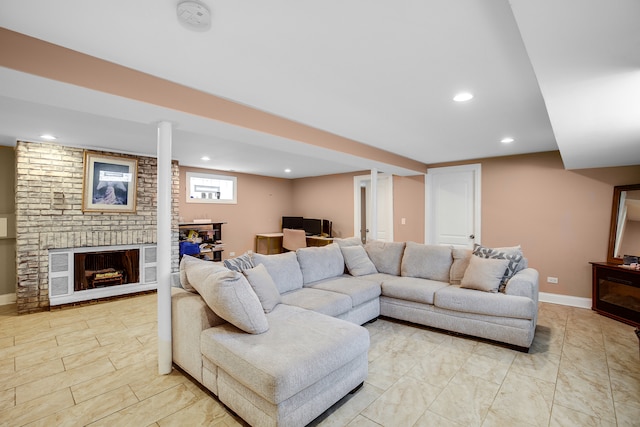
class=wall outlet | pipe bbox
[547,276,558,284]
[401,217,406,225]
[229,252,235,257]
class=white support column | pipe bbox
[369,168,378,240]
[157,121,173,375]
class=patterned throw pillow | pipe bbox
[472,244,524,292]
[224,252,254,272]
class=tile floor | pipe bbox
[0,293,638,426]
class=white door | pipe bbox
[426,164,481,247]
[354,174,393,242]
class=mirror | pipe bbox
[608,184,640,264]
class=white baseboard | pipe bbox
[539,292,591,309]
[0,293,16,306]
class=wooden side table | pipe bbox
[255,233,283,254]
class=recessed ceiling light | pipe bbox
[501,137,515,144]
[201,156,210,161]
[284,168,292,174]
[40,134,57,140]
[453,92,474,102]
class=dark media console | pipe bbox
[282,216,332,237]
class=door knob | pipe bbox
[469,234,475,239]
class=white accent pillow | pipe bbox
[185,260,268,334]
[179,254,227,292]
[243,264,282,313]
[460,255,510,293]
[341,245,377,276]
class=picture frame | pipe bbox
[82,151,138,213]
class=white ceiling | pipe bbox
[0,0,638,178]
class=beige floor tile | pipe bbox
[481,409,537,427]
[15,337,99,371]
[366,347,418,390]
[2,357,65,390]
[559,342,610,382]
[87,383,198,427]
[13,321,89,346]
[315,383,383,427]
[614,401,640,427]
[0,386,75,426]
[345,415,382,427]
[129,369,190,401]
[0,336,14,349]
[0,357,14,375]
[549,403,617,427]
[71,360,155,403]
[510,350,560,383]
[414,410,466,427]
[428,371,501,427]
[0,337,58,361]
[489,370,554,426]
[554,368,616,422]
[23,384,139,427]
[406,346,469,388]
[16,358,115,404]
[362,376,440,427]
[61,339,140,370]
[529,323,565,355]
[0,388,15,411]
[156,396,231,427]
[609,366,640,410]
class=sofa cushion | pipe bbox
[450,248,472,285]
[186,264,269,334]
[179,255,228,292]
[333,236,363,247]
[400,242,452,282]
[364,241,406,276]
[434,285,536,320]
[200,304,369,404]
[243,264,282,313]
[460,255,510,293]
[308,276,381,307]
[280,288,353,317]
[223,252,254,272]
[381,276,450,305]
[253,252,304,294]
[296,243,345,285]
[472,244,525,291]
[341,245,377,276]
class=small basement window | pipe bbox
[186,172,237,204]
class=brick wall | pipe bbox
[15,141,179,314]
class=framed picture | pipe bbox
[82,151,138,213]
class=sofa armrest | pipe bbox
[171,287,225,382]
[504,268,539,304]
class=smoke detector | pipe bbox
[177,1,211,31]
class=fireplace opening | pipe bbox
[74,249,140,291]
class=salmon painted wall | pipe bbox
[433,151,640,299]
[291,172,362,238]
[393,175,425,243]
[178,166,293,258]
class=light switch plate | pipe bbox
[0,218,6,237]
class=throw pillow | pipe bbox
[364,241,406,276]
[449,248,472,285]
[334,236,363,248]
[179,254,227,292]
[243,264,282,313]
[400,242,452,282]
[341,245,377,276]
[186,263,269,334]
[460,255,510,293]
[472,244,525,291]
[224,252,254,272]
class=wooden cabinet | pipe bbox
[179,222,225,262]
[591,262,640,327]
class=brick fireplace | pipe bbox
[15,141,180,314]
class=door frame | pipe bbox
[354,173,394,242]
[425,164,481,246]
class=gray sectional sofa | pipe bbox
[171,239,539,427]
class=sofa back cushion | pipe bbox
[253,251,304,294]
[184,260,269,334]
[296,243,345,285]
[365,241,406,276]
[401,242,453,282]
